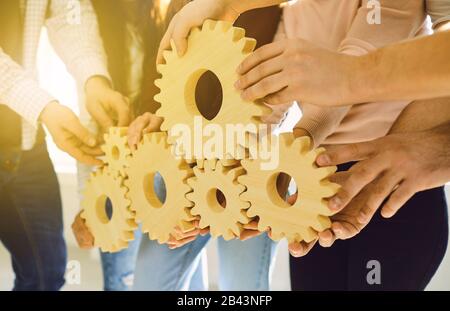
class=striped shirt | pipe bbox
[0,0,110,150]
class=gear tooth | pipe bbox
[227,166,245,181]
[229,26,245,41]
[319,180,340,198]
[193,166,202,177]
[154,92,162,104]
[154,78,163,89]
[121,231,134,242]
[236,174,249,187]
[202,19,217,31]
[312,215,332,232]
[269,228,284,241]
[163,50,175,63]
[190,206,201,217]
[239,38,257,54]
[190,27,201,37]
[185,191,194,202]
[209,227,219,238]
[238,211,250,224]
[245,207,257,219]
[215,20,232,32]
[257,218,270,232]
[127,219,138,229]
[223,229,236,241]
[299,227,318,243]
[156,64,167,74]
[294,135,312,154]
[179,220,195,233]
[198,218,208,229]
[316,166,337,181]
[203,159,214,172]
[184,206,194,219]
[239,190,251,202]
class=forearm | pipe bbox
[389,97,450,134]
[227,0,286,14]
[352,31,450,104]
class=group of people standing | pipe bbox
[0,0,449,291]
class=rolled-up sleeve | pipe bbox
[0,48,55,127]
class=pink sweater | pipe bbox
[277,0,430,146]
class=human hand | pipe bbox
[316,125,450,246]
[167,219,209,249]
[40,101,103,165]
[235,39,358,106]
[71,211,95,249]
[127,112,163,151]
[157,0,241,63]
[85,76,131,132]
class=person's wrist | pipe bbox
[39,101,60,124]
[85,75,112,94]
[223,0,249,15]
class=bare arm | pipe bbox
[352,31,450,105]
[389,97,450,133]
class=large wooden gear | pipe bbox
[101,127,131,177]
[187,160,250,240]
[126,132,196,243]
[81,168,137,252]
[154,19,270,161]
[239,133,340,243]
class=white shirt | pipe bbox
[0,0,110,150]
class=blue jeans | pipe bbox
[133,233,277,291]
[99,173,205,291]
[0,143,66,290]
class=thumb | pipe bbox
[66,115,97,147]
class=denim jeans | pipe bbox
[0,143,66,290]
[132,172,278,291]
[133,232,278,291]
[99,173,206,291]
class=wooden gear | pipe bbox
[187,159,250,240]
[81,168,137,252]
[101,127,131,177]
[126,132,195,243]
[154,19,270,161]
[239,133,340,243]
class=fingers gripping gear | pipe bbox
[126,132,195,243]
[155,20,270,161]
[81,169,137,253]
[187,160,250,240]
[239,134,340,243]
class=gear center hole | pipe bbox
[96,195,114,224]
[188,70,223,120]
[143,172,167,208]
[208,188,226,213]
[269,172,298,207]
[112,146,120,161]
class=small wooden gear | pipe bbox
[126,132,195,243]
[187,159,250,240]
[239,133,340,243]
[101,127,131,177]
[81,168,137,253]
